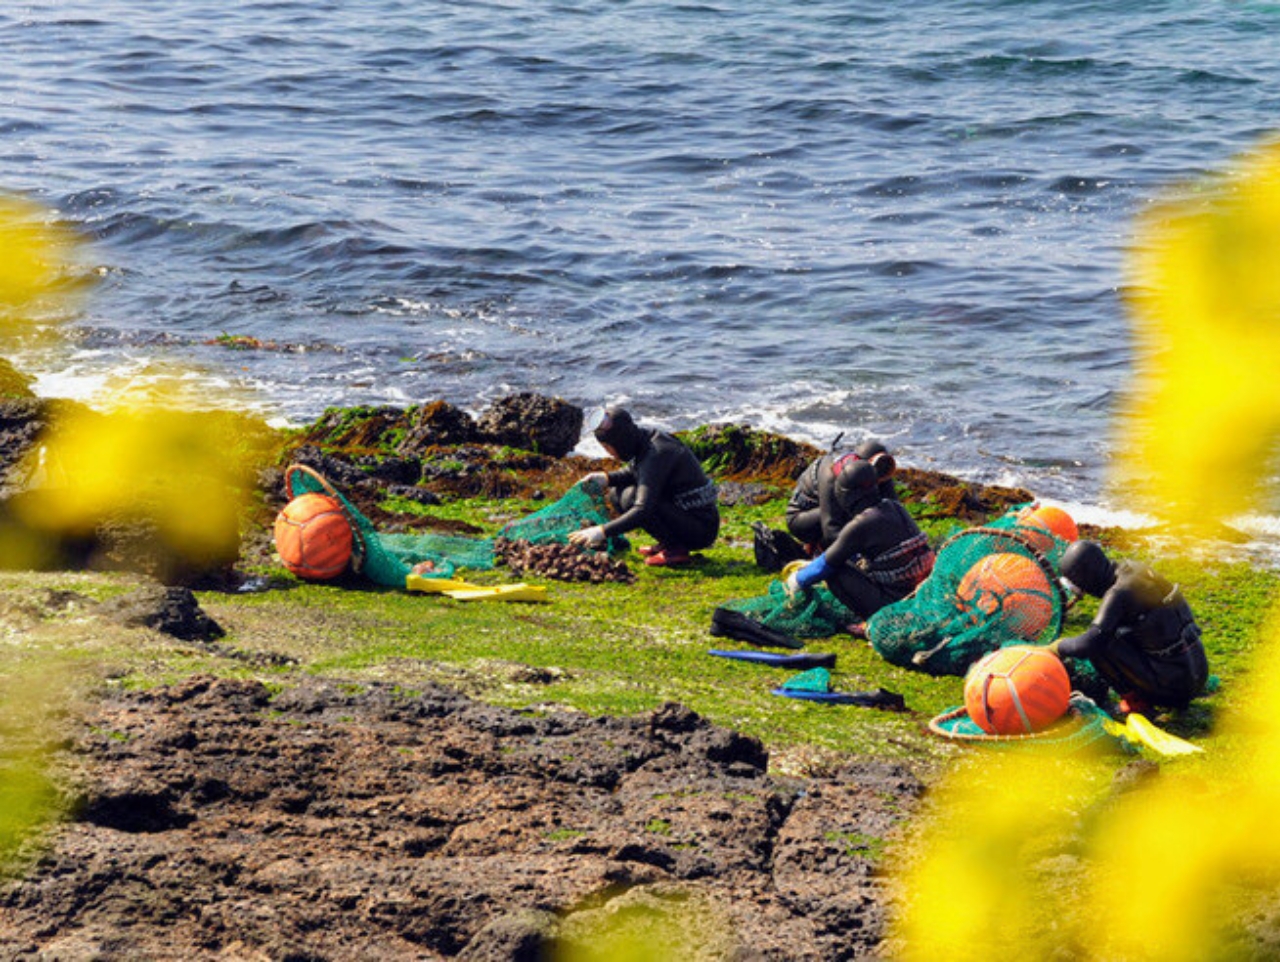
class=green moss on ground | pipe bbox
[2,485,1274,776]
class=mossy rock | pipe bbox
[0,358,35,399]
[894,467,1032,524]
[399,401,480,455]
[293,405,414,454]
[677,423,821,486]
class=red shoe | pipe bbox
[1118,693,1153,717]
[644,547,691,567]
[638,544,663,557]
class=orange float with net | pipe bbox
[274,492,354,580]
[964,645,1072,734]
[956,551,1055,641]
[1016,504,1079,554]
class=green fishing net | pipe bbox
[867,508,1072,677]
[284,466,618,588]
[718,579,858,641]
[494,479,626,551]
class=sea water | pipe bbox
[2,0,1279,536]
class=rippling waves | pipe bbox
[2,0,1279,505]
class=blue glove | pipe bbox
[791,555,829,591]
[783,552,834,598]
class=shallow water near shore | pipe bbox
[4,1,1280,526]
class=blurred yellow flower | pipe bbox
[0,193,82,331]
[1120,142,1280,527]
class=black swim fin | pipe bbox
[710,607,804,649]
[708,649,837,669]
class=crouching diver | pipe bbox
[568,406,719,567]
[1050,540,1209,715]
[783,457,933,620]
[786,440,898,553]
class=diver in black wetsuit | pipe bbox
[783,457,933,619]
[1051,541,1209,714]
[568,406,719,566]
[786,440,898,552]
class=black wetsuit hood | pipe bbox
[854,440,896,485]
[594,406,649,461]
[1061,540,1117,597]
[854,439,887,460]
[833,455,880,516]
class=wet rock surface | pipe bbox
[0,677,922,960]
[473,393,584,460]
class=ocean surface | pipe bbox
[3,0,1279,532]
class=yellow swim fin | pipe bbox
[405,574,481,594]
[442,584,548,603]
[1101,712,1203,757]
[1125,712,1203,757]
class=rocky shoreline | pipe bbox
[0,390,1086,960]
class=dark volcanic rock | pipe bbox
[475,393,584,459]
[97,585,225,642]
[91,510,242,587]
[77,777,193,833]
[398,400,481,455]
[0,678,920,960]
[0,398,56,494]
[894,467,1032,522]
[457,910,558,962]
[299,404,412,450]
[286,445,370,491]
[357,455,424,486]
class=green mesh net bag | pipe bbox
[717,578,858,643]
[284,466,619,588]
[494,478,626,551]
[866,517,1071,677]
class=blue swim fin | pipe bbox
[708,649,837,670]
[772,687,907,711]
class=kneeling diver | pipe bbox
[1050,540,1208,715]
[568,406,719,567]
[783,458,933,620]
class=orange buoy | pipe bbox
[274,492,353,580]
[956,551,1054,641]
[964,645,1071,734]
[1020,504,1079,546]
